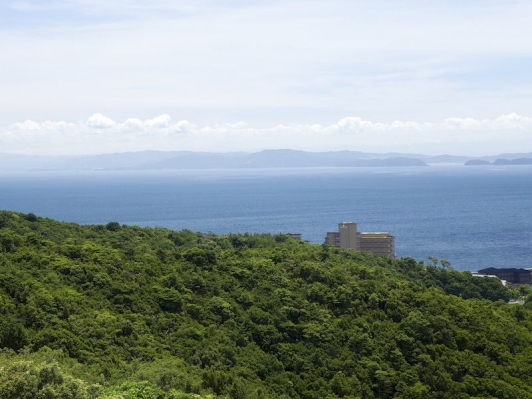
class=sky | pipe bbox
[1,0,532,156]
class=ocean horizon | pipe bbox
[2,165,532,272]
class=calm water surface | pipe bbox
[1,166,531,271]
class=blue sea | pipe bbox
[1,166,532,271]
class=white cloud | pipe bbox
[2,113,532,156]
[12,120,41,130]
[86,113,117,128]
[144,114,171,128]
[441,113,532,131]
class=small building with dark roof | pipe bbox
[477,268,532,285]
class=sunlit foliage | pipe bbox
[0,210,531,398]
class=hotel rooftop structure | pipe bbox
[325,222,395,258]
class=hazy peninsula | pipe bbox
[465,158,532,166]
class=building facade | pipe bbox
[477,268,532,285]
[325,222,358,249]
[325,222,395,258]
[358,232,395,257]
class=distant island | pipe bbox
[2,149,532,171]
[465,158,532,166]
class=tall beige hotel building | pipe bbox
[325,222,395,258]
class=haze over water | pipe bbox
[1,165,531,272]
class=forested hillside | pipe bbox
[1,210,532,398]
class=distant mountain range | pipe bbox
[1,150,532,171]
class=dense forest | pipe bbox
[1,210,532,398]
